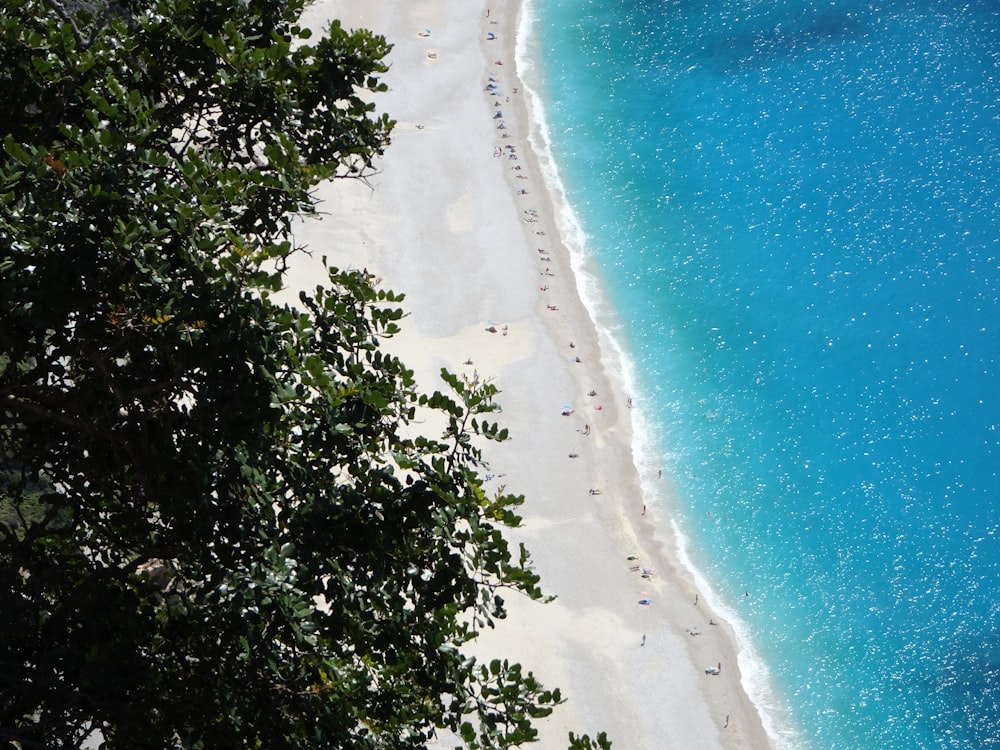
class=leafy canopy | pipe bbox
[0,0,611,748]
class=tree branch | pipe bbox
[43,0,83,48]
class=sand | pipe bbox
[283,1,777,748]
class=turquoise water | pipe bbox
[522,1,1000,747]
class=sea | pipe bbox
[517,1,1000,748]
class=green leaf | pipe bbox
[3,135,32,165]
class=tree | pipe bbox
[0,0,609,747]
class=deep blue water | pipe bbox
[522,1,1000,747]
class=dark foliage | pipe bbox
[0,1,610,747]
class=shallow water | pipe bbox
[523,1,1000,747]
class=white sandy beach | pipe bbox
[284,1,776,748]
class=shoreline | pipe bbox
[512,4,791,747]
[286,1,777,747]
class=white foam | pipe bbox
[671,518,803,750]
[516,1,634,414]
